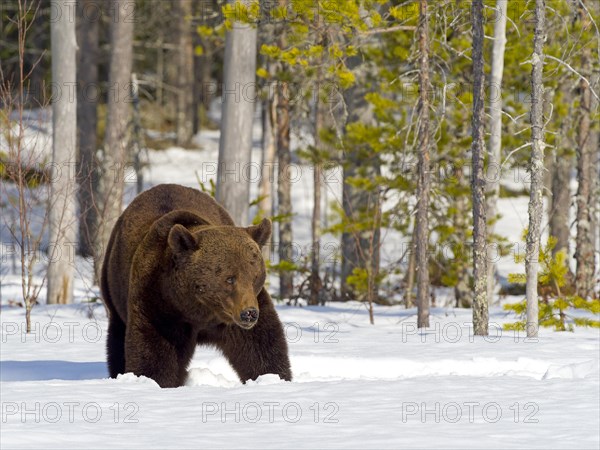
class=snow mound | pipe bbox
[186,368,239,388]
[244,373,287,385]
[292,356,597,382]
[115,372,160,387]
[542,359,599,380]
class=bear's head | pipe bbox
[166,218,271,329]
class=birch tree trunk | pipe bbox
[471,0,489,335]
[485,0,507,303]
[525,0,546,338]
[574,0,599,299]
[416,0,431,329]
[175,0,195,147]
[93,0,134,280]
[76,0,99,257]
[47,0,77,304]
[216,0,257,226]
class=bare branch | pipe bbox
[545,54,600,102]
[500,142,533,171]
[361,25,416,35]
[577,0,600,55]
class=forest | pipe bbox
[1,1,599,336]
[1,1,599,448]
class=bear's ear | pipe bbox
[168,224,198,254]
[246,218,271,247]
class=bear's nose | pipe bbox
[240,308,259,324]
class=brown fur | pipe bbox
[100,184,292,387]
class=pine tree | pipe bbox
[415,0,431,328]
[174,0,195,147]
[76,0,99,258]
[574,0,599,300]
[525,0,547,338]
[471,0,489,335]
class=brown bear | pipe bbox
[100,183,292,388]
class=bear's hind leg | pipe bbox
[107,315,126,378]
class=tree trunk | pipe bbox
[198,48,214,116]
[175,0,195,147]
[192,0,205,134]
[550,85,574,257]
[131,73,144,194]
[273,0,294,300]
[195,0,215,123]
[367,192,381,324]
[276,80,294,299]
[47,0,77,304]
[550,149,573,254]
[525,0,546,338]
[405,231,416,309]
[471,0,489,336]
[215,0,257,226]
[259,64,277,222]
[416,0,431,329]
[259,95,276,260]
[574,1,599,299]
[93,0,134,281]
[27,0,47,107]
[76,0,99,257]
[485,0,507,303]
[309,96,323,306]
[591,132,599,298]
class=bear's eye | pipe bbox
[226,276,235,285]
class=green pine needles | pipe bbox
[504,235,600,332]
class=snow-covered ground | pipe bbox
[1,302,599,449]
[1,106,599,448]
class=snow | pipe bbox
[1,104,599,448]
[1,302,599,448]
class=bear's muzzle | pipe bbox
[238,307,259,329]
